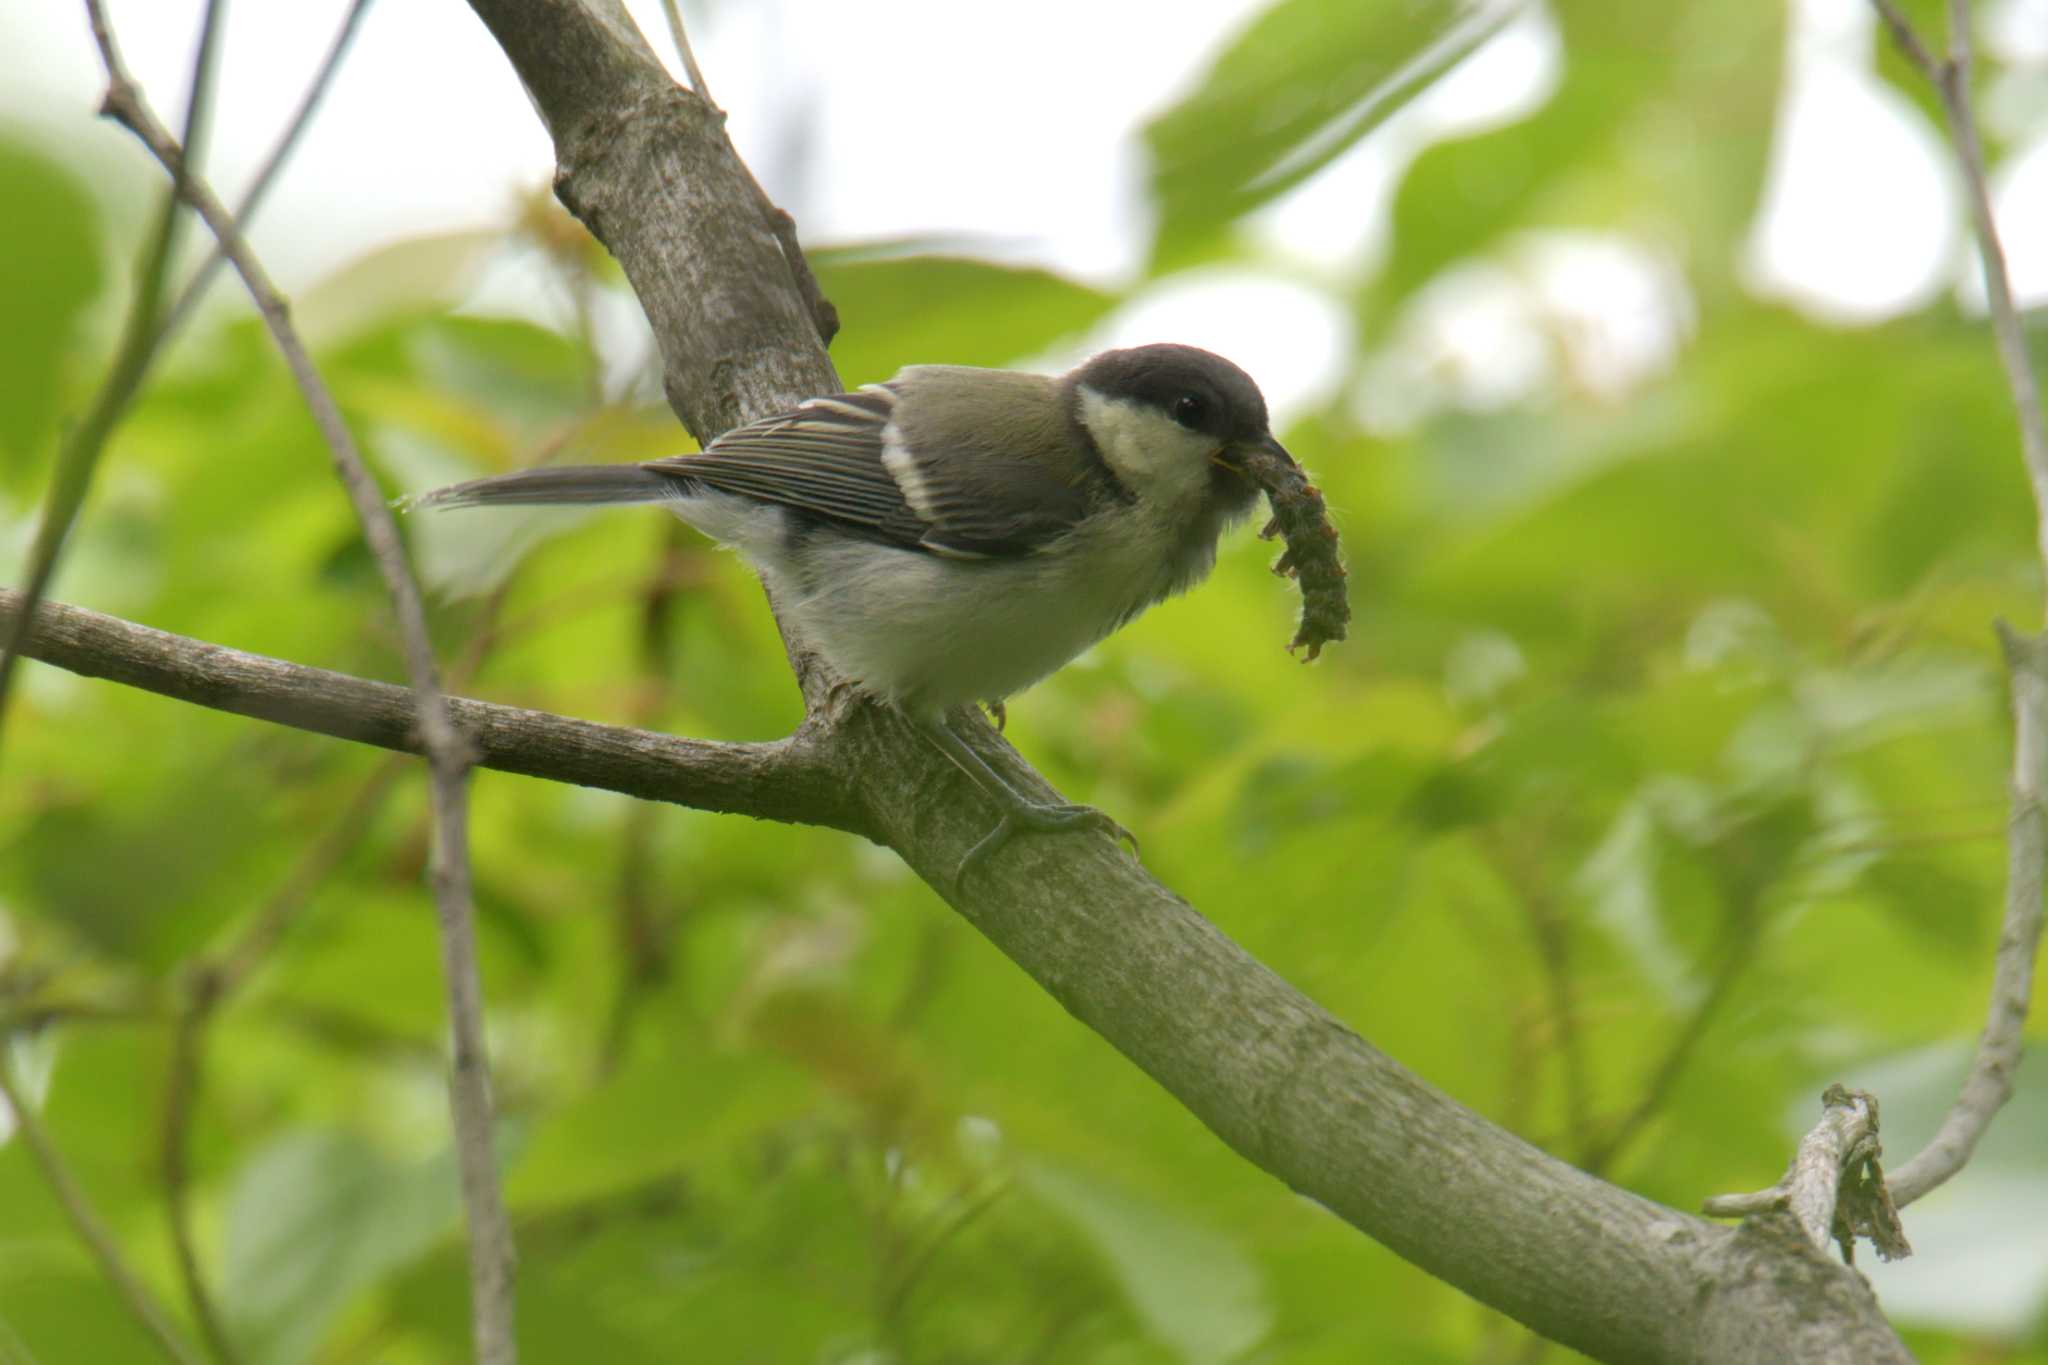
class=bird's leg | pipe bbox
[913,713,1135,888]
[982,699,1007,732]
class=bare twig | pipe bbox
[160,577,517,1349]
[0,1052,205,1365]
[1704,1086,1910,1262]
[0,589,864,834]
[157,0,378,341]
[1932,3,2048,559]
[0,0,225,757]
[159,977,239,1365]
[656,0,712,105]
[650,0,837,348]
[1867,0,2048,1212]
[1888,623,2047,1204]
[77,8,513,1358]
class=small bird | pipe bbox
[414,343,1285,881]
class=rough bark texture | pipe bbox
[12,0,1926,1359]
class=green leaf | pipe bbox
[0,137,103,471]
[221,1129,464,1365]
[0,1266,170,1364]
[295,228,501,347]
[1144,0,1511,271]
[1373,0,1780,317]
[506,1049,811,1212]
[1023,1161,1272,1365]
[810,251,1118,385]
[1232,747,1430,850]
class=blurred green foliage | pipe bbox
[4,2,2048,1362]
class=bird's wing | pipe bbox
[644,374,1117,558]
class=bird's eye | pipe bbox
[1172,394,1206,429]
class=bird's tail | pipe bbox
[401,464,679,513]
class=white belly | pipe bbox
[667,488,1212,717]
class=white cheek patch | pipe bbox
[1077,386,1218,506]
[880,420,940,522]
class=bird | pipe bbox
[412,343,1285,884]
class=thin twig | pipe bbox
[653,0,836,347]
[157,0,378,342]
[0,1052,205,1365]
[656,0,712,105]
[0,589,859,832]
[1867,0,2048,1211]
[1704,1085,1909,1261]
[77,7,515,1358]
[0,0,226,758]
[159,976,239,1365]
[157,582,515,1356]
[1888,624,2047,1204]
[1933,2,2048,567]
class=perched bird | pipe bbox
[413,343,1285,881]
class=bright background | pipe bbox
[3,0,2048,1361]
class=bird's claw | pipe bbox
[953,802,1137,891]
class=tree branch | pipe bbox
[157,0,378,343]
[1705,1086,1909,1262]
[0,590,861,834]
[1865,0,2047,1213]
[78,7,516,1348]
[1888,621,2048,1205]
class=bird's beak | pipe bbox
[1256,433,1296,466]
[1213,433,1295,477]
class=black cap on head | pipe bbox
[1073,344,1273,448]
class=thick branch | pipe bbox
[466,0,840,449]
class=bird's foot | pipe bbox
[954,801,1137,891]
